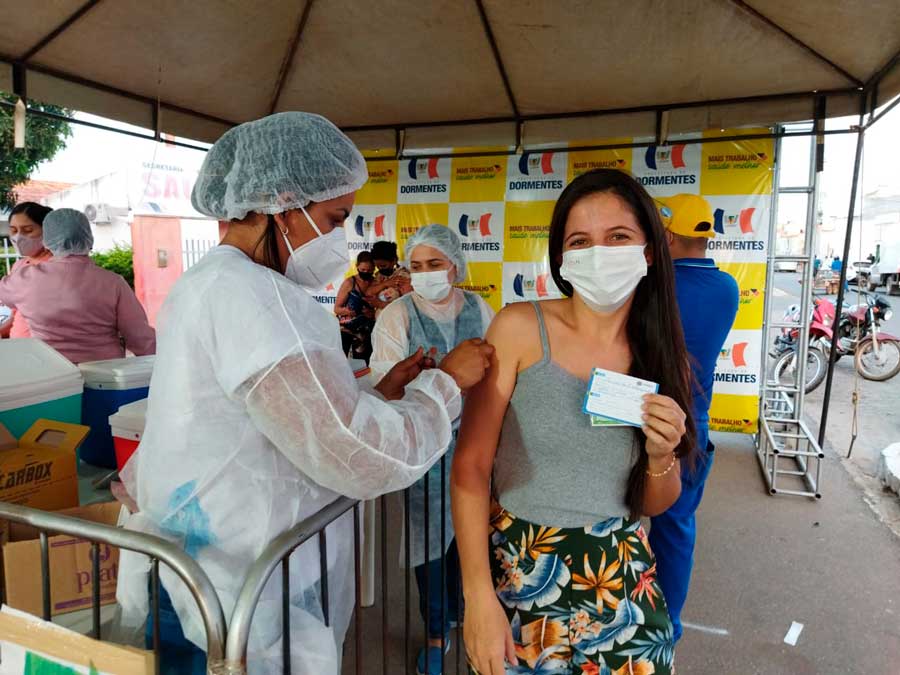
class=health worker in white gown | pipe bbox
[116,111,493,675]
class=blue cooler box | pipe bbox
[0,339,84,438]
[78,356,155,468]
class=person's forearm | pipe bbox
[642,455,681,516]
[367,280,391,295]
[451,464,494,600]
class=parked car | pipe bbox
[865,241,900,294]
[775,260,799,272]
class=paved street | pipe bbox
[768,271,900,533]
[769,272,900,473]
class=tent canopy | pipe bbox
[1,0,898,149]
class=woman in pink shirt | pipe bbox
[1,202,54,339]
[0,208,156,363]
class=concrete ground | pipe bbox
[671,433,900,675]
[343,432,900,674]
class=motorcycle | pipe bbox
[822,291,900,381]
[770,297,833,393]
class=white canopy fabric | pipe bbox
[1,0,898,148]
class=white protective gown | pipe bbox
[371,289,494,567]
[117,246,460,674]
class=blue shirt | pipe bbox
[831,259,842,272]
[674,258,740,451]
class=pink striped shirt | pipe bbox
[0,255,156,363]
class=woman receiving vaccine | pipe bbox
[452,170,697,675]
[371,224,494,675]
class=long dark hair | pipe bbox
[251,215,284,273]
[548,169,698,519]
[10,202,53,226]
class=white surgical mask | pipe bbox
[560,245,647,313]
[11,233,45,258]
[411,269,453,303]
[281,206,349,292]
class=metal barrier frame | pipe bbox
[756,122,826,498]
[227,460,465,675]
[225,496,360,674]
[0,501,228,675]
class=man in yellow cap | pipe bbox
[650,193,739,643]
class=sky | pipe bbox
[32,114,209,186]
[30,103,900,232]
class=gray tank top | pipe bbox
[492,301,639,527]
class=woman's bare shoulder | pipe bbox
[487,302,545,366]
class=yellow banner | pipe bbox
[450,155,508,203]
[458,262,503,312]
[568,137,633,181]
[503,201,556,263]
[396,203,449,259]
[353,130,775,435]
[719,262,766,330]
[709,394,760,434]
[356,161,399,205]
[700,129,774,196]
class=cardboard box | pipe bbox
[0,420,87,511]
[3,502,121,618]
[0,605,154,674]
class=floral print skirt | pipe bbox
[476,503,675,675]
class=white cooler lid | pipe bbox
[0,339,83,411]
[109,398,149,433]
[80,356,156,390]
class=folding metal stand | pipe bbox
[756,124,824,498]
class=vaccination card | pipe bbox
[583,368,659,428]
[590,414,629,428]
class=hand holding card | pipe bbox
[583,368,658,427]
[641,392,688,460]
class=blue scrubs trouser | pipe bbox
[648,438,715,642]
[146,586,207,674]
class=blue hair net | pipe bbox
[191,111,368,221]
[43,208,94,257]
[405,224,467,282]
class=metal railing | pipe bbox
[2,466,464,673]
[183,238,217,271]
[227,454,465,675]
[1,236,21,275]
[0,501,228,675]
[226,497,360,674]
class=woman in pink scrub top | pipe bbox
[0,208,155,363]
[1,202,54,339]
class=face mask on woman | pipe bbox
[11,233,45,258]
[358,271,374,281]
[560,244,647,313]
[281,207,349,292]
[411,269,453,302]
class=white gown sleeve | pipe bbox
[242,349,460,500]
[205,270,460,501]
[369,299,411,382]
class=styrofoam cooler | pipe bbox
[0,339,83,438]
[109,398,148,471]
[78,356,155,468]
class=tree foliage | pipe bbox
[1,92,73,210]
[91,244,135,288]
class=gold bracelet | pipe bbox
[646,453,678,478]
